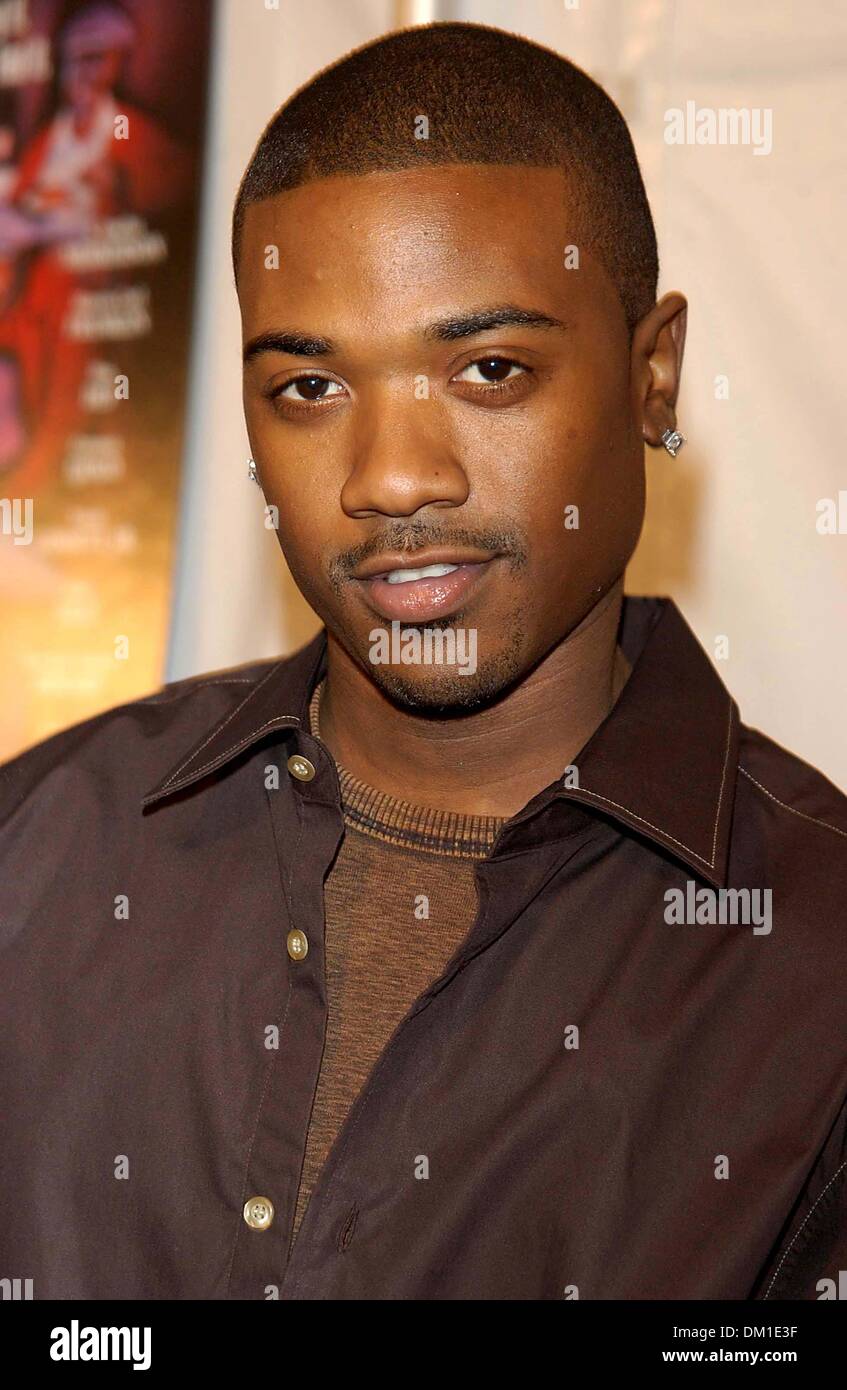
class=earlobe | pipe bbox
[637,292,688,452]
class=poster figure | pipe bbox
[0,0,211,756]
[0,0,195,487]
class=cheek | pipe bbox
[539,445,645,584]
[246,448,332,600]
[485,370,643,579]
[247,404,329,525]
[259,461,357,622]
[270,492,329,591]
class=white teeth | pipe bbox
[385,563,460,584]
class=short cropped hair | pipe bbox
[232,21,658,333]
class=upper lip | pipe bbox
[353,548,499,581]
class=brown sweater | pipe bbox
[291,678,504,1243]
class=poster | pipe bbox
[0,0,213,757]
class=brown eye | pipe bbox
[289,375,340,400]
[454,357,526,386]
[273,375,344,404]
[479,358,514,382]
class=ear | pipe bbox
[632,292,688,449]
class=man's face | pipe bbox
[238,164,646,710]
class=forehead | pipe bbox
[236,164,619,334]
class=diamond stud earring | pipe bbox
[247,457,259,483]
[660,427,686,457]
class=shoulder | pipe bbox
[0,656,284,828]
[732,721,847,916]
[736,722,847,844]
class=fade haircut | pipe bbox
[232,21,658,333]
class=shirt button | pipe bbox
[287,928,309,961]
[243,1196,274,1230]
[287,754,315,782]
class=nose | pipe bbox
[340,385,470,518]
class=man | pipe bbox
[1,22,845,1301]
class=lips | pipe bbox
[356,558,497,622]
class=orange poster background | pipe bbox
[0,0,213,756]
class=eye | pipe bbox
[276,374,345,402]
[453,356,527,386]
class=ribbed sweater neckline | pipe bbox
[308,676,505,859]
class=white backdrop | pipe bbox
[167,0,847,791]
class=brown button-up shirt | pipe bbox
[2,596,846,1300]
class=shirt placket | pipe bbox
[271,775,601,1298]
[226,733,343,1299]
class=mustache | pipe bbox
[326,519,530,592]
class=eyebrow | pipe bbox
[242,304,566,365]
[243,330,336,364]
[423,305,567,341]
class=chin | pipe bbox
[362,636,527,717]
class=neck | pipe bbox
[317,579,630,818]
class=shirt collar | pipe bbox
[562,597,739,889]
[142,596,739,889]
